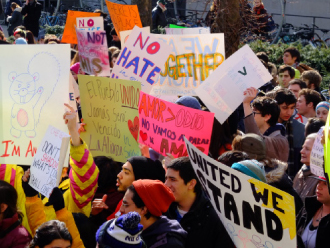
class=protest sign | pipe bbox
[324,114,330,183]
[61,10,100,44]
[311,127,325,177]
[120,26,150,50]
[112,26,171,93]
[169,24,186,28]
[78,75,141,162]
[197,45,272,124]
[76,16,104,31]
[0,45,70,165]
[29,125,70,198]
[105,1,142,38]
[165,27,210,35]
[184,138,297,248]
[138,92,214,157]
[76,28,111,76]
[149,33,225,100]
[69,74,78,122]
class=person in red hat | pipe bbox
[120,179,187,248]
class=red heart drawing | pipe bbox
[128,116,139,142]
[139,130,148,142]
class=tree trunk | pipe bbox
[212,0,241,58]
[131,0,152,29]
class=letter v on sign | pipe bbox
[238,67,247,76]
[165,107,175,122]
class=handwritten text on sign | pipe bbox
[185,138,297,248]
[76,28,111,77]
[79,75,141,162]
[112,26,171,93]
[29,126,70,198]
[76,17,104,31]
[310,127,325,177]
[138,92,214,157]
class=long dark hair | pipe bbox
[0,180,22,221]
[29,220,72,248]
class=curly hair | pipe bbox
[251,97,280,126]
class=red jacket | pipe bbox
[0,213,31,248]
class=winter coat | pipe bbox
[165,191,235,248]
[293,165,318,202]
[244,114,289,162]
[21,0,42,37]
[5,0,22,16]
[291,119,305,177]
[141,216,187,248]
[152,5,167,29]
[296,196,330,248]
[0,213,31,248]
[7,7,23,36]
[265,159,303,216]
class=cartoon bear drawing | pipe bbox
[9,72,43,138]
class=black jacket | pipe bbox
[296,196,330,248]
[141,216,187,248]
[165,191,235,248]
[152,5,167,29]
[21,1,42,37]
[7,7,22,36]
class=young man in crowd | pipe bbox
[296,89,322,119]
[109,28,121,49]
[164,157,235,248]
[278,65,296,88]
[293,133,318,202]
[272,88,305,178]
[243,87,289,162]
[288,79,307,99]
[301,70,326,100]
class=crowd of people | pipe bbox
[0,1,330,248]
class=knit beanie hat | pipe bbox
[239,133,266,161]
[127,156,165,182]
[231,160,267,183]
[316,101,330,112]
[158,0,166,5]
[15,38,27,44]
[70,62,80,74]
[175,96,201,110]
[96,212,143,248]
[133,180,175,217]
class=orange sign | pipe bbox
[61,10,100,44]
[105,1,142,38]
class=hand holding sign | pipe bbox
[243,87,258,104]
[63,103,80,147]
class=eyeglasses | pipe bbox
[252,111,262,116]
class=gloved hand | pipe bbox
[22,169,38,197]
[45,187,65,211]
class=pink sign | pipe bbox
[75,28,111,76]
[138,91,214,157]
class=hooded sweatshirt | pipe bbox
[141,216,187,248]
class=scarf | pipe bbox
[253,4,264,15]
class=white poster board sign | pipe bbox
[0,45,70,165]
[184,137,297,248]
[120,26,150,49]
[165,27,210,35]
[310,127,325,177]
[197,45,272,124]
[29,125,70,197]
[76,16,104,31]
[112,26,171,93]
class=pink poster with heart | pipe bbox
[138,91,214,157]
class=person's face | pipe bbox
[44,239,71,248]
[288,84,301,99]
[283,52,296,66]
[252,108,270,131]
[296,95,308,115]
[165,168,190,203]
[316,181,330,204]
[112,35,120,42]
[316,107,329,122]
[117,162,135,192]
[278,70,293,88]
[300,138,315,165]
[119,189,144,216]
[278,103,295,122]
[254,0,261,7]
[14,34,21,40]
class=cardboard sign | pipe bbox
[78,75,141,162]
[138,92,214,157]
[149,33,225,100]
[165,27,210,35]
[112,26,171,93]
[105,1,142,38]
[76,28,111,76]
[29,125,70,197]
[311,127,325,177]
[69,74,79,122]
[76,16,104,31]
[120,26,150,50]
[61,10,100,44]
[0,45,70,165]
[184,138,297,248]
[197,45,272,124]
